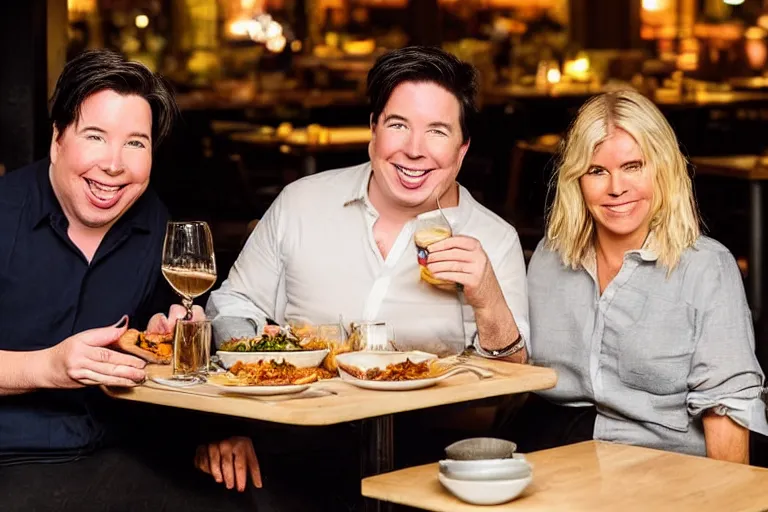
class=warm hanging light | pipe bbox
[546,67,561,84]
[642,0,666,11]
[266,35,286,53]
[135,14,149,29]
[67,0,96,13]
[723,0,745,5]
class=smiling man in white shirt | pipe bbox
[198,47,529,506]
[207,46,528,360]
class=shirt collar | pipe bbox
[342,161,473,232]
[631,231,660,262]
[30,160,62,229]
[343,161,375,210]
[31,160,153,233]
[582,231,659,275]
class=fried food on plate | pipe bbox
[212,360,335,386]
[339,358,448,381]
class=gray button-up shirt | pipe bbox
[206,162,528,356]
[528,235,768,456]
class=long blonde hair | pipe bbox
[546,90,700,269]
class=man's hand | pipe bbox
[44,316,147,388]
[428,235,524,357]
[426,235,505,310]
[147,305,205,334]
[195,436,262,491]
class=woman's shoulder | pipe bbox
[677,236,744,308]
[528,237,572,276]
[681,236,739,274]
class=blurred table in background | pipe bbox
[230,125,371,175]
[692,155,768,321]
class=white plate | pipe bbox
[337,363,488,391]
[338,368,440,390]
[215,349,329,369]
[207,381,310,396]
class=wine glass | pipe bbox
[161,221,217,320]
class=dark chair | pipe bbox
[504,134,561,253]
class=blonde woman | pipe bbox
[516,90,768,463]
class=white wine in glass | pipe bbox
[161,221,217,318]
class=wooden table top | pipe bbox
[691,155,768,181]
[104,358,556,426]
[361,440,768,512]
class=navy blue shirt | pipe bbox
[0,159,169,460]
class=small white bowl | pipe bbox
[215,349,329,369]
[439,455,532,481]
[438,472,532,505]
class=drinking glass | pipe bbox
[414,211,455,291]
[161,221,217,320]
[173,319,212,381]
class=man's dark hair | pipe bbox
[366,46,478,143]
[49,49,178,149]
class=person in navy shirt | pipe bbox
[0,50,260,512]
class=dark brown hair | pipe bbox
[49,49,178,149]
[366,46,478,142]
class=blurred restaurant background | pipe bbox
[3,0,768,349]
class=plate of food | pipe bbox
[207,360,335,396]
[335,351,487,391]
[116,329,173,364]
[216,325,329,369]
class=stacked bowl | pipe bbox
[438,438,532,506]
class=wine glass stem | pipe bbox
[182,297,194,320]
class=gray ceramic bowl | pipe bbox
[444,438,517,461]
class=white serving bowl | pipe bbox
[335,351,437,372]
[215,349,329,369]
[439,455,532,481]
[438,472,532,505]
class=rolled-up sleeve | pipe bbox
[686,251,768,435]
[205,191,286,347]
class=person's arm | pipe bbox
[0,319,146,396]
[0,350,47,396]
[472,277,527,363]
[427,227,529,363]
[205,192,288,346]
[687,250,768,463]
[703,412,750,463]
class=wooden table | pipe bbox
[691,155,768,320]
[362,440,768,511]
[106,358,554,426]
[105,358,556,512]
